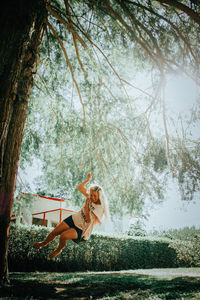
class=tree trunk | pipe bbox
[0,0,47,285]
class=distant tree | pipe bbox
[127,220,146,237]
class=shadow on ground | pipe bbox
[1,269,200,299]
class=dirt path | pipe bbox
[1,268,200,299]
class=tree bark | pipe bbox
[0,0,47,285]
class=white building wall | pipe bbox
[20,195,75,227]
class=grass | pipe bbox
[0,268,200,299]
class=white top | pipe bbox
[72,200,104,240]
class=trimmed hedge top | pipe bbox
[9,224,184,272]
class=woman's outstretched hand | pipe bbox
[87,173,92,181]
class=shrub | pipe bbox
[169,235,200,267]
[9,224,184,272]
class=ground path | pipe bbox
[1,268,200,299]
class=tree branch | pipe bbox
[64,0,87,78]
[118,0,199,64]
[46,20,86,128]
[161,75,175,177]
[116,0,163,58]
[98,0,160,67]
[156,0,200,26]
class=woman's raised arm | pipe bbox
[77,173,92,197]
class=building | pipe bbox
[11,193,74,228]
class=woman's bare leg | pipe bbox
[49,228,78,258]
[34,221,70,248]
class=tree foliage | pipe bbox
[17,0,200,217]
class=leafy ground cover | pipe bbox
[1,268,200,299]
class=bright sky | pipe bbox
[165,74,198,114]
[145,180,200,231]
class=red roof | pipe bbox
[22,193,67,202]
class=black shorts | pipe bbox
[63,215,86,244]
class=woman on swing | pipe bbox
[34,173,109,258]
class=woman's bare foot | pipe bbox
[49,249,62,259]
[34,241,47,248]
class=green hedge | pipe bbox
[169,236,200,267]
[8,224,185,272]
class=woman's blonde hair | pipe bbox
[89,184,109,221]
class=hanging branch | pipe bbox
[94,148,105,179]
[47,2,134,135]
[46,20,86,128]
[161,75,175,177]
[35,72,55,100]
[69,82,74,128]
[80,135,88,172]
[46,4,87,74]
[156,0,200,26]
[71,19,125,82]
[145,116,157,154]
[98,148,117,183]
[106,123,146,176]
[46,4,87,49]
[64,0,87,78]
[107,0,200,77]
[121,78,155,99]
[102,0,200,74]
[97,0,160,67]
[47,2,151,104]
[122,1,199,64]
[47,3,130,99]
[116,0,163,58]
[65,8,132,101]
